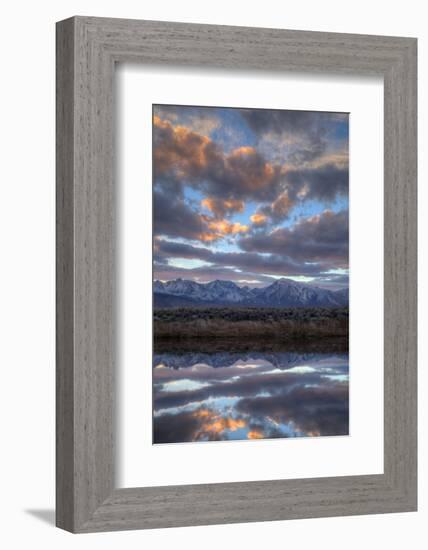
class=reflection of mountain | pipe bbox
[154,278,348,308]
[154,351,348,371]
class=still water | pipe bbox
[153,348,349,444]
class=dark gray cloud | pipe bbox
[153,189,206,241]
[311,273,349,291]
[241,109,348,165]
[239,209,348,266]
[241,109,346,137]
[153,263,278,286]
[284,163,348,203]
[155,238,336,278]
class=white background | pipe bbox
[118,67,384,487]
[0,1,425,549]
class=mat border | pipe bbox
[56,16,417,533]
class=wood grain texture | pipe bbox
[56,18,75,532]
[56,16,417,533]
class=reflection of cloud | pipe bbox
[247,429,264,439]
[154,410,201,444]
[161,379,211,393]
[237,384,349,437]
[153,352,349,443]
[286,366,317,374]
[194,409,246,439]
[154,368,346,415]
[154,407,247,443]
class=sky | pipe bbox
[153,104,349,290]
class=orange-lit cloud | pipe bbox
[250,212,267,225]
[154,116,282,202]
[227,146,276,193]
[201,197,244,218]
[198,216,249,242]
[247,429,264,439]
[153,115,212,178]
[207,218,249,235]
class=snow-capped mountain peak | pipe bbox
[154,278,348,308]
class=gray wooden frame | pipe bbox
[56,16,417,533]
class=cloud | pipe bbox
[153,115,215,180]
[201,217,249,241]
[153,115,283,203]
[201,197,244,218]
[284,163,348,203]
[154,191,248,243]
[241,109,347,138]
[154,238,336,279]
[153,113,348,232]
[241,109,348,165]
[153,189,207,241]
[250,212,268,225]
[153,263,278,286]
[259,190,293,223]
[239,209,348,266]
[154,104,220,136]
[311,273,349,291]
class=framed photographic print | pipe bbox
[150,104,351,446]
[56,17,417,532]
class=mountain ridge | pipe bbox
[154,278,348,308]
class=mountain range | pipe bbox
[154,278,349,308]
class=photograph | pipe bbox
[152,104,349,444]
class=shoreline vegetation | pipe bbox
[153,306,348,351]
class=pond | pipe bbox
[153,346,349,444]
